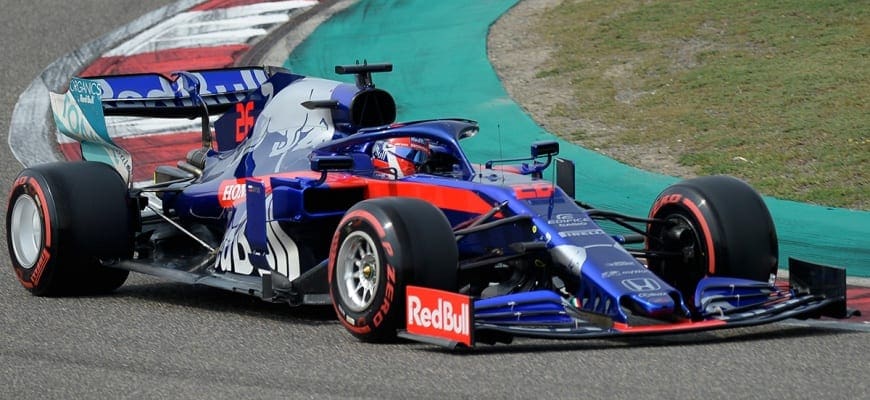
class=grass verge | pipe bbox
[536,0,868,209]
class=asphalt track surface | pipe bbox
[0,2,867,399]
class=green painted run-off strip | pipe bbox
[285,0,869,276]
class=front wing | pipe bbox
[398,258,851,348]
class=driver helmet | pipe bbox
[371,137,430,178]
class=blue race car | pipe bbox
[5,63,850,347]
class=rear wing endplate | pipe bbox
[49,77,133,184]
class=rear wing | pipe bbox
[48,67,292,184]
[87,67,278,118]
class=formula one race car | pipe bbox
[6,62,850,348]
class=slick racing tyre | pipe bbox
[646,175,778,302]
[6,161,134,296]
[328,197,458,342]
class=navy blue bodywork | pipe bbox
[65,64,849,347]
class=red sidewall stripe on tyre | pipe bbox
[650,193,717,276]
[11,176,53,289]
[329,208,393,335]
[679,197,716,276]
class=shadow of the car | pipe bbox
[419,324,857,356]
[113,279,336,324]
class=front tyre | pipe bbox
[646,175,778,302]
[328,197,458,342]
[6,162,134,296]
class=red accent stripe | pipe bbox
[191,0,289,11]
[613,319,726,333]
[211,173,494,216]
[366,181,494,215]
[512,182,554,200]
[80,45,250,78]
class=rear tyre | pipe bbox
[328,197,458,342]
[6,161,134,296]
[646,175,778,304]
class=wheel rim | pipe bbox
[651,212,707,299]
[10,194,43,269]
[336,231,380,312]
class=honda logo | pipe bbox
[621,278,662,292]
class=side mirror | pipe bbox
[310,155,354,172]
[531,140,559,158]
[484,140,560,179]
[309,155,354,186]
